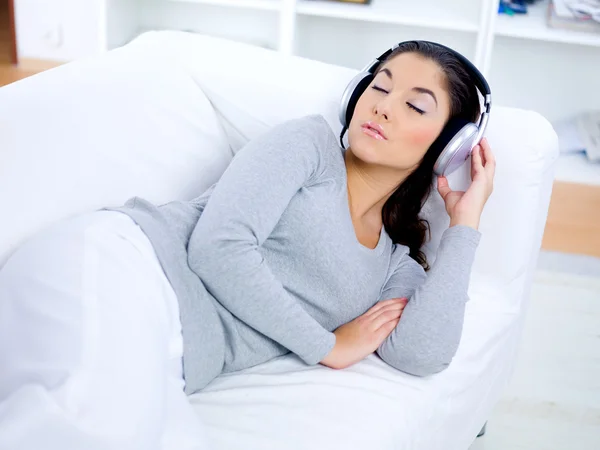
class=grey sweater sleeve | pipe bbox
[187,116,336,366]
[376,225,481,376]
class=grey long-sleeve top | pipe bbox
[107,114,480,394]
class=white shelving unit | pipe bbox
[102,1,600,177]
[170,0,281,11]
[129,0,490,69]
[16,0,595,183]
[114,0,597,123]
[27,0,595,121]
[100,1,600,120]
[294,0,479,33]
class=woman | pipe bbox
[0,41,494,448]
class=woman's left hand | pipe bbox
[436,137,496,230]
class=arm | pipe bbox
[377,137,496,376]
[187,115,336,365]
[376,225,481,376]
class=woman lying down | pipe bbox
[0,41,495,448]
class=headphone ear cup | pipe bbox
[432,117,479,176]
[431,117,470,155]
[339,73,373,128]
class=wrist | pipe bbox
[449,214,480,230]
[320,332,348,370]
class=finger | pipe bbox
[376,318,400,338]
[365,298,407,317]
[480,137,490,153]
[481,139,496,176]
[481,148,487,167]
[365,299,405,317]
[367,303,406,322]
[371,309,404,330]
[370,304,405,321]
[436,176,452,200]
[471,145,483,172]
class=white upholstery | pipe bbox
[0,39,233,267]
[0,30,559,450]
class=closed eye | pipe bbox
[407,103,425,115]
[371,85,389,94]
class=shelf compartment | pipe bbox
[296,0,479,33]
[168,0,282,13]
[495,0,600,48]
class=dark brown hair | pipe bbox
[353,41,481,271]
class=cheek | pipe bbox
[353,94,371,119]
[405,123,441,148]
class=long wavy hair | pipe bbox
[344,42,481,271]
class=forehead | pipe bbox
[379,52,447,90]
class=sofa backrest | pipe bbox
[0,30,558,303]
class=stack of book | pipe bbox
[498,0,544,15]
[547,0,600,33]
[554,110,600,163]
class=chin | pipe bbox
[349,131,384,164]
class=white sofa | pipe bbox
[0,31,558,450]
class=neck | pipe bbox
[344,149,411,225]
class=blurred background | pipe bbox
[2,0,599,255]
[1,1,598,449]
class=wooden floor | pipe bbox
[542,182,600,257]
[0,1,37,85]
[1,5,598,258]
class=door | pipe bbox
[1,0,17,64]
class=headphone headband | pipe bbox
[366,41,491,100]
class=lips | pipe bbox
[361,121,387,141]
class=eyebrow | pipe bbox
[412,87,438,106]
[378,68,438,106]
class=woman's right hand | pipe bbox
[319,297,408,370]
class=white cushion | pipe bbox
[0,40,233,267]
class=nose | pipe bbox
[373,97,392,121]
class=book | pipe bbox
[547,0,600,32]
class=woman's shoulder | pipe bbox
[273,113,344,170]
[274,114,338,145]
[278,113,331,129]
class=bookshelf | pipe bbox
[123,0,595,125]
[294,0,480,33]
[25,0,594,127]
[151,0,600,51]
